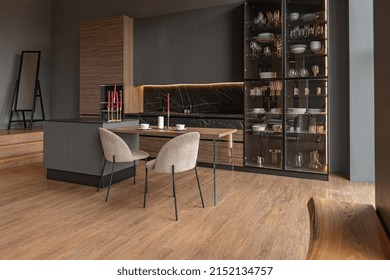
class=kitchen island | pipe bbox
[44,118,139,187]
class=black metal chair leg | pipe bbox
[133,160,136,184]
[98,159,106,192]
[143,167,148,208]
[195,166,204,208]
[105,156,115,202]
[172,165,178,221]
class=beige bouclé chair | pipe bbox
[98,127,149,202]
[144,132,204,221]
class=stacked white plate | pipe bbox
[257,32,274,43]
[300,13,319,21]
[306,108,324,114]
[287,108,306,114]
[290,44,306,54]
[259,72,276,79]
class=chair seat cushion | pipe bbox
[132,150,149,161]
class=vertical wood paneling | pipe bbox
[80,16,141,116]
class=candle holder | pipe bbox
[102,85,123,123]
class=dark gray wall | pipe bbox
[329,0,349,174]
[50,0,242,119]
[349,0,374,182]
[374,1,390,235]
[0,0,51,129]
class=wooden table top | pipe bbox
[110,126,237,140]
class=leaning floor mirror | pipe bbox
[8,50,45,129]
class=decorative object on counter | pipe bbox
[158,116,164,129]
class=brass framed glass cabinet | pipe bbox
[244,0,329,180]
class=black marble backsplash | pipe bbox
[143,83,244,114]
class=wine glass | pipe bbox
[312,65,319,77]
[250,41,260,56]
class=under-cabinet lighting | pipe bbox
[142,82,244,88]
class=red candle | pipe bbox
[107,90,110,110]
[116,91,119,109]
[112,91,115,110]
[119,91,122,109]
[167,93,170,113]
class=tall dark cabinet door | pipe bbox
[374,0,390,236]
[134,3,243,85]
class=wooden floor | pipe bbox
[0,162,374,260]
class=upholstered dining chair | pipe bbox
[143,132,204,221]
[98,127,149,202]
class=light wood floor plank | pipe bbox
[0,163,374,259]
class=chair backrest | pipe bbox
[154,132,200,173]
[98,127,133,162]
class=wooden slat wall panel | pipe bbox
[80,16,141,116]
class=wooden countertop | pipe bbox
[110,126,237,140]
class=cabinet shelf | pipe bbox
[246,161,282,170]
[285,164,328,174]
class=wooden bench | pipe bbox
[307,197,390,260]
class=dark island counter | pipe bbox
[44,118,139,187]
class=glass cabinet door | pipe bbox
[244,0,283,170]
[284,0,328,174]
[245,80,283,169]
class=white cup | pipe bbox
[140,123,149,129]
[158,116,164,129]
[176,124,185,130]
[316,87,322,95]
[294,88,299,95]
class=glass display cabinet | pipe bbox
[244,0,329,179]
